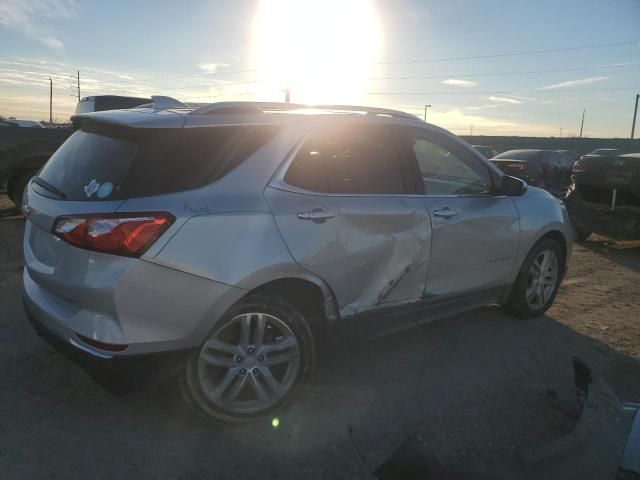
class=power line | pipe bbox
[67,63,640,93]
[371,63,640,81]
[62,40,639,86]
[366,87,640,95]
[376,40,639,65]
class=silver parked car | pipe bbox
[22,102,572,423]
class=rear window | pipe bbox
[493,150,541,161]
[38,125,279,200]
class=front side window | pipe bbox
[284,125,410,194]
[410,135,493,195]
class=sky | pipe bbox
[0,0,639,137]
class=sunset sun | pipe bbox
[252,0,382,105]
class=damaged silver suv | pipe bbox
[22,101,572,422]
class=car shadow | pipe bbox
[0,206,22,220]
[577,236,640,274]
[9,306,640,479]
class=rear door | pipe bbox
[266,123,431,318]
[404,127,520,299]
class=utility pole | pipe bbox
[49,77,53,124]
[470,124,474,136]
[284,87,290,103]
[632,93,639,139]
[559,127,563,138]
[423,104,431,122]
[579,109,585,138]
[77,70,81,101]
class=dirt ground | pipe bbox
[549,235,640,359]
[1,194,639,479]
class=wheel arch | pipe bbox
[244,275,340,331]
[538,229,568,271]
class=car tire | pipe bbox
[179,293,316,424]
[8,171,34,210]
[573,227,591,242]
[504,238,564,318]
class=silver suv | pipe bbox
[22,102,572,423]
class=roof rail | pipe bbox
[188,101,421,121]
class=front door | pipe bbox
[266,123,431,317]
[405,128,520,298]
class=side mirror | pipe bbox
[500,175,527,196]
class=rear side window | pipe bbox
[284,125,411,194]
[38,125,279,200]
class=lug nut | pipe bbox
[235,355,243,363]
[252,368,259,375]
[240,368,247,375]
[248,346,255,354]
[258,355,265,361]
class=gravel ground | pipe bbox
[0,195,639,479]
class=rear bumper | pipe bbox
[23,295,194,394]
[566,189,640,240]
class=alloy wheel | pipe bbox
[197,312,300,414]
[525,249,559,310]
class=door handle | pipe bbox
[297,208,335,222]
[432,207,457,218]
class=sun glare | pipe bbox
[252,0,382,105]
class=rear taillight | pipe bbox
[53,212,175,257]
[572,161,586,173]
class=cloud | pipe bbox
[0,0,77,50]
[0,56,258,121]
[392,105,566,136]
[537,76,608,91]
[198,62,230,74]
[488,96,522,104]
[39,34,64,50]
[442,78,477,88]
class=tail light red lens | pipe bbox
[53,212,175,257]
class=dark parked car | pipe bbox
[472,145,499,158]
[491,149,572,195]
[556,149,579,162]
[565,152,640,241]
[75,95,151,114]
[588,148,620,156]
[0,95,154,209]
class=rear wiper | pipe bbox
[32,176,66,199]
